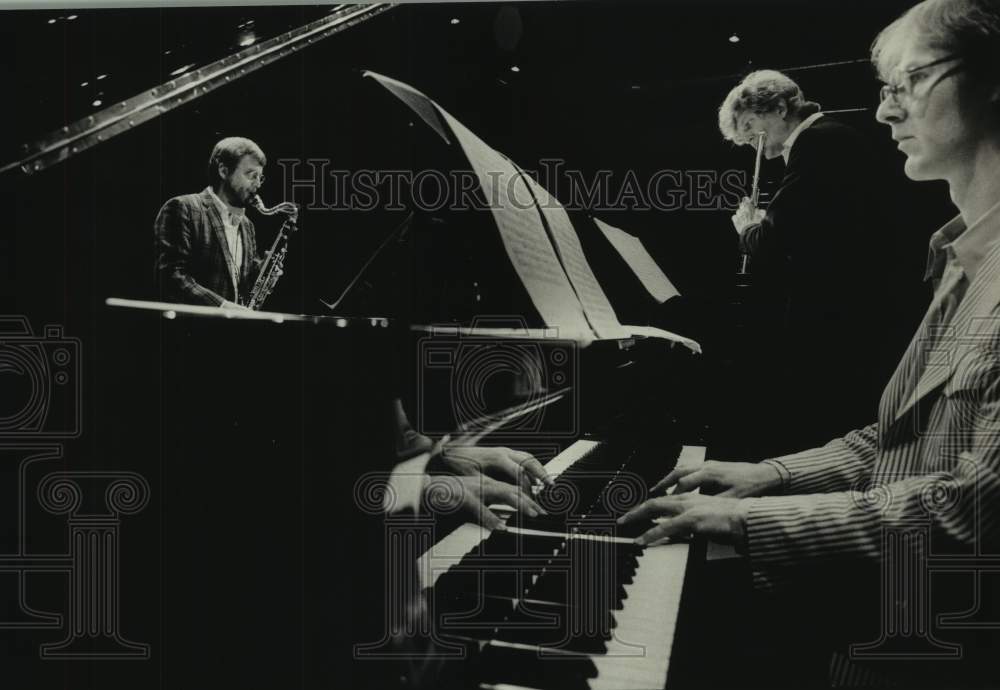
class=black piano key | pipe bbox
[431,591,516,640]
[498,601,610,654]
[478,644,597,690]
[527,572,627,613]
[434,561,543,603]
[482,529,565,558]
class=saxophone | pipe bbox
[247,194,299,310]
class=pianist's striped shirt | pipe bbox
[745,199,1000,589]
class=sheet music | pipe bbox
[433,107,597,342]
[594,218,680,303]
[522,176,630,340]
[362,71,451,144]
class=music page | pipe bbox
[594,218,680,303]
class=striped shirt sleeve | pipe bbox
[747,374,1000,589]
[762,422,880,494]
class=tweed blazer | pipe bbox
[745,206,1000,588]
[154,187,261,306]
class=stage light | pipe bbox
[510,65,520,73]
[92,99,103,107]
[729,34,741,43]
[450,18,460,25]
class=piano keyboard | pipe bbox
[418,440,706,690]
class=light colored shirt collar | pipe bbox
[781,111,824,164]
[206,186,245,223]
[925,197,1000,283]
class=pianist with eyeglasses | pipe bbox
[622,0,1000,685]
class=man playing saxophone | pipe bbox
[154,136,266,308]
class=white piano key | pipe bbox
[418,443,706,690]
[589,446,703,690]
[545,439,600,477]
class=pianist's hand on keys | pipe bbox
[422,473,547,530]
[437,443,554,494]
[650,459,783,498]
[618,493,749,549]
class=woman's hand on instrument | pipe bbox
[439,444,554,494]
[421,473,545,530]
[650,460,782,498]
[618,494,750,549]
[731,197,766,234]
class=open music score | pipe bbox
[365,71,702,354]
[594,219,680,304]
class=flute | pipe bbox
[738,131,767,275]
[750,131,766,206]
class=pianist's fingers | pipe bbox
[485,449,536,493]
[510,451,553,487]
[633,515,697,547]
[617,495,688,524]
[464,492,503,531]
[626,495,749,548]
[485,477,545,518]
[650,466,698,494]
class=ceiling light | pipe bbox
[729,34,741,43]
[450,18,460,25]
[510,65,520,73]
[92,99,103,107]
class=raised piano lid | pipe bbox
[105,296,393,329]
[410,323,701,353]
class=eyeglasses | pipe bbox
[244,170,265,184]
[879,54,964,106]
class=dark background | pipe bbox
[0,2,959,688]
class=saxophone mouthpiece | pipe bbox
[250,194,297,218]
